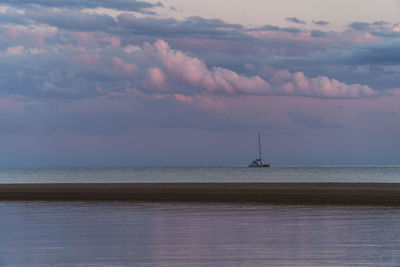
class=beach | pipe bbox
[1,182,400,205]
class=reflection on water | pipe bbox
[0,201,400,266]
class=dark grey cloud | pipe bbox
[0,9,28,25]
[0,0,163,14]
[0,51,124,100]
[348,22,370,30]
[18,9,247,40]
[26,9,117,32]
[312,20,329,26]
[311,30,328,38]
[271,35,400,90]
[347,21,400,38]
[372,21,390,26]
[370,31,400,38]
[348,21,398,37]
[117,14,245,39]
[254,24,301,34]
[286,17,306,25]
[341,41,400,65]
[272,55,400,91]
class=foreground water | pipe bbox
[1,167,400,266]
[1,201,400,266]
[0,166,400,183]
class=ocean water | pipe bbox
[1,201,400,266]
[0,166,400,183]
[1,166,400,266]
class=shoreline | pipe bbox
[1,183,400,205]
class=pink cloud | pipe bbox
[271,69,292,83]
[173,93,193,103]
[73,54,99,68]
[351,32,376,45]
[392,23,400,32]
[6,45,25,55]
[151,39,272,95]
[146,40,377,99]
[289,72,376,98]
[4,27,47,46]
[271,70,377,98]
[6,30,20,40]
[101,36,121,47]
[147,67,167,91]
[112,56,137,75]
[153,93,168,99]
[72,32,93,44]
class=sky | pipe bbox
[0,0,400,167]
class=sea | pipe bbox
[1,166,400,266]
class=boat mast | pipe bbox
[258,132,262,160]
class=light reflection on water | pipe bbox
[0,201,399,266]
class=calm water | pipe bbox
[1,167,400,266]
[0,166,400,183]
[1,201,400,266]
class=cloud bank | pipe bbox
[1,0,163,13]
[0,2,398,138]
[142,40,377,99]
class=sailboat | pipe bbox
[248,133,270,168]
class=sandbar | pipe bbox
[0,183,400,205]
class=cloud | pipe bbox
[0,4,399,146]
[0,8,28,25]
[286,17,306,25]
[277,72,376,98]
[0,0,163,14]
[311,30,328,38]
[336,41,400,65]
[345,21,400,38]
[270,69,377,99]
[6,45,25,55]
[253,24,301,34]
[112,56,137,75]
[18,9,247,40]
[73,54,99,68]
[124,45,141,53]
[372,21,390,26]
[0,36,376,101]
[140,40,377,99]
[0,20,380,102]
[146,67,167,91]
[150,39,272,95]
[348,22,370,30]
[312,20,329,26]
[26,9,117,32]
[117,14,245,39]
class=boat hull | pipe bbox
[248,159,270,168]
[249,164,270,168]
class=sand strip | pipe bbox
[0,183,400,205]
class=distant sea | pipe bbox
[0,166,400,183]
[1,166,400,266]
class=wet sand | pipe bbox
[0,183,400,205]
